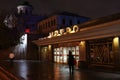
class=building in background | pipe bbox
[4,1,45,37]
[4,1,45,60]
[37,12,90,37]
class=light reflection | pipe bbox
[54,65,60,80]
[18,61,28,79]
[13,34,27,59]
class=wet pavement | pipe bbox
[0,60,120,80]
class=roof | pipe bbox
[39,11,90,21]
[18,1,33,8]
[49,11,90,19]
[56,11,90,18]
[78,13,120,28]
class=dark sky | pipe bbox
[0,0,120,19]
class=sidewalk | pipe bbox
[0,60,120,80]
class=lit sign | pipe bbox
[48,25,79,38]
[66,27,72,33]
[60,29,65,35]
[54,30,59,36]
[73,25,79,32]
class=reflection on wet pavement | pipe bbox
[0,60,120,80]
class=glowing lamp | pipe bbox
[25,28,30,33]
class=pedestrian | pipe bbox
[67,50,74,74]
[9,52,15,63]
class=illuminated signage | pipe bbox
[48,25,79,38]
[60,29,65,35]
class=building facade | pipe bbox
[33,13,120,70]
[4,1,45,60]
[37,12,90,37]
[5,1,44,35]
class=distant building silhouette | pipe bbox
[4,1,45,38]
[4,1,45,60]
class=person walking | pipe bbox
[9,52,15,64]
[68,50,74,74]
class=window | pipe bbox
[88,38,113,64]
[46,22,47,28]
[62,18,65,25]
[48,22,50,27]
[53,19,56,26]
[43,24,45,29]
[39,24,41,29]
[77,20,80,24]
[51,20,53,26]
[69,20,72,26]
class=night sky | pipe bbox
[0,0,120,19]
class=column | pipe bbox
[113,37,120,68]
[48,45,53,62]
[79,41,87,68]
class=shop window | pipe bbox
[88,38,114,65]
[53,46,80,64]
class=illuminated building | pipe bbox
[37,12,90,37]
[4,1,45,59]
[4,1,45,36]
[33,13,120,69]
[36,12,90,65]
